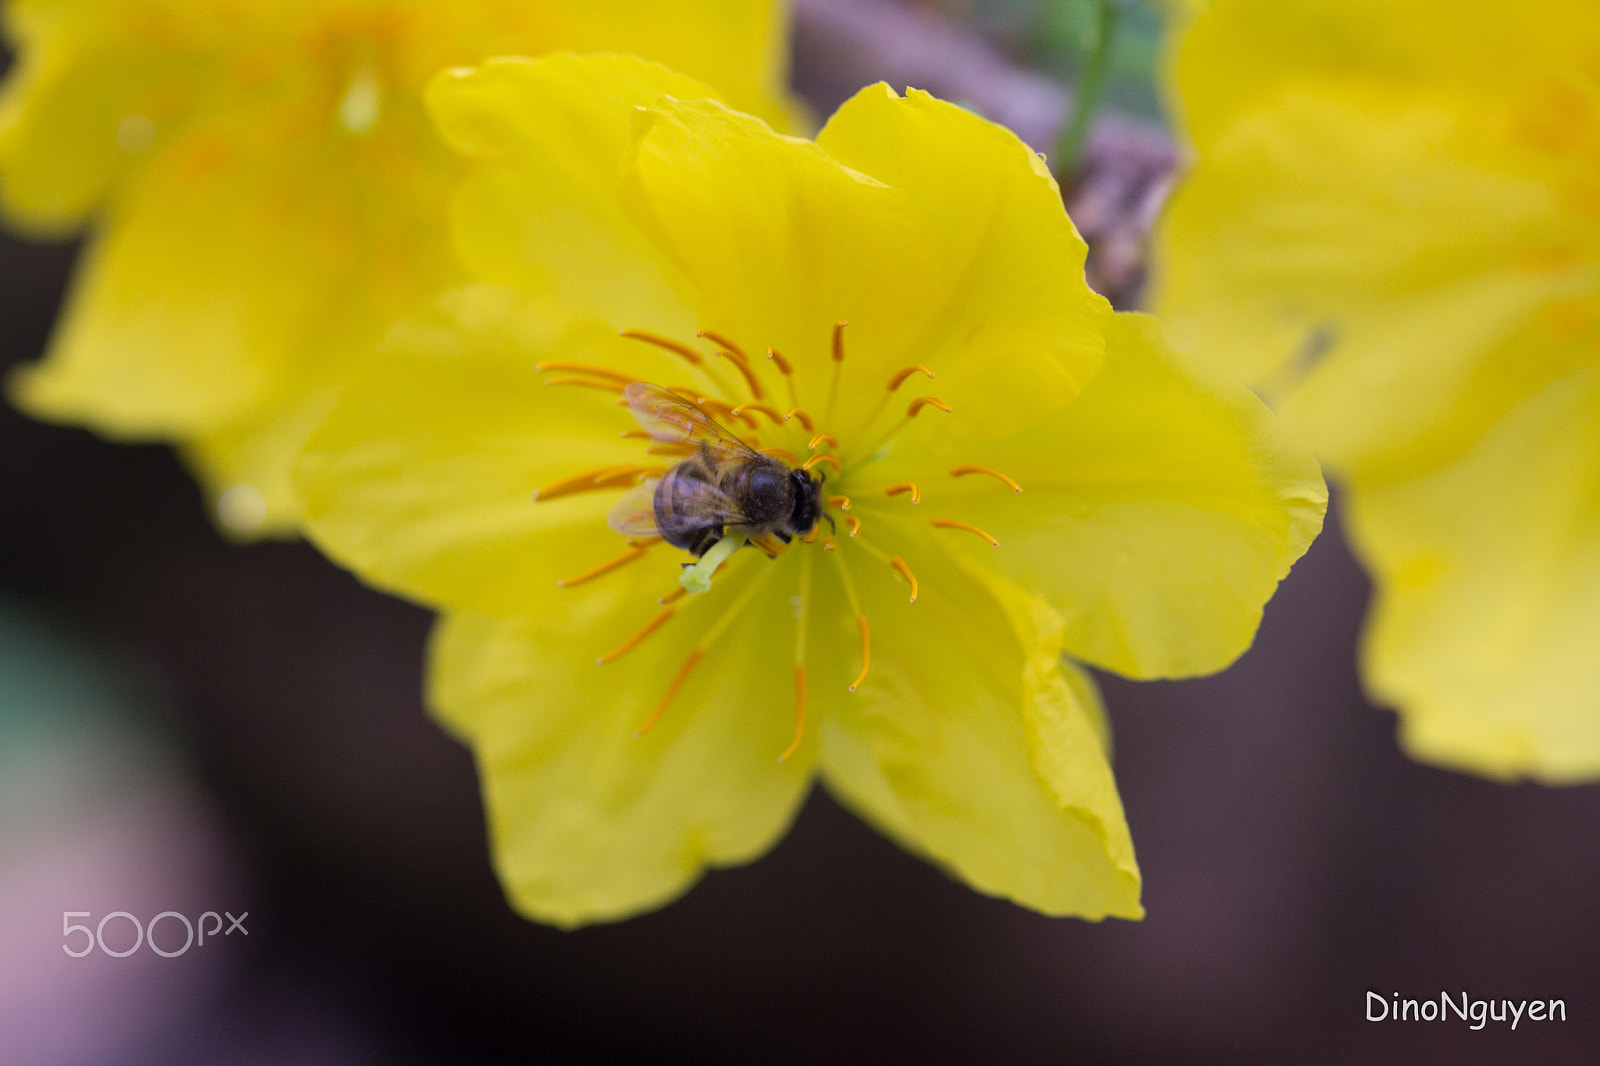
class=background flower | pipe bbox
[294,54,1323,925]
[0,0,799,535]
[1154,0,1600,780]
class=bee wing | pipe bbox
[622,382,763,468]
[606,479,664,540]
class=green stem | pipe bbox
[1054,0,1123,179]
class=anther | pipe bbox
[907,396,953,417]
[635,648,703,737]
[802,454,842,474]
[823,540,837,551]
[658,586,688,605]
[697,329,749,363]
[931,517,999,547]
[849,616,871,692]
[621,428,651,439]
[597,607,675,665]
[730,401,785,424]
[950,464,1022,493]
[809,433,839,451]
[778,665,807,763]
[765,347,792,375]
[831,321,848,362]
[762,447,800,464]
[886,364,936,390]
[556,546,649,588]
[889,556,919,603]
[534,465,664,502]
[827,495,851,511]
[543,375,625,394]
[884,482,921,503]
[784,408,815,432]
[844,514,862,538]
[620,328,703,366]
[717,349,765,399]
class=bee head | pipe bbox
[789,467,824,535]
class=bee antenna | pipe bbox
[823,513,837,534]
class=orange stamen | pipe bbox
[822,540,837,551]
[597,607,675,665]
[697,329,749,363]
[827,494,852,511]
[844,514,862,538]
[761,447,801,464]
[784,408,815,432]
[950,464,1022,493]
[621,328,703,366]
[931,517,999,547]
[907,396,953,417]
[556,546,648,588]
[535,361,639,384]
[535,465,663,502]
[627,537,663,549]
[889,556,919,603]
[886,364,936,390]
[658,585,688,605]
[884,482,921,503]
[634,648,703,737]
[831,321,848,362]
[648,441,698,458]
[765,347,792,374]
[544,375,625,394]
[849,615,871,692]
[717,349,765,399]
[621,428,651,439]
[730,401,785,425]
[809,432,839,451]
[778,665,808,763]
[803,454,842,474]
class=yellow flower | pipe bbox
[294,54,1325,926]
[1155,0,1600,780]
[0,0,799,536]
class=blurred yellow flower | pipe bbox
[294,55,1324,926]
[0,0,799,535]
[1155,0,1600,779]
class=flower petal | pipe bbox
[429,556,812,927]
[1347,368,1600,782]
[295,283,712,621]
[817,536,1141,919]
[817,84,1108,443]
[425,54,706,340]
[879,312,1325,679]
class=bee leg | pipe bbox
[746,532,789,558]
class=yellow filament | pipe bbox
[803,454,842,474]
[779,666,808,763]
[889,556,919,603]
[886,364,936,390]
[850,616,871,692]
[698,329,749,363]
[884,482,921,503]
[597,607,675,665]
[950,464,1023,493]
[544,375,625,394]
[730,401,785,425]
[809,432,839,451]
[762,447,801,464]
[556,546,648,588]
[907,396,953,417]
[535,465,663,502]
[634,649,703,737]
[827,494,852,511]
[931,517,999,547]
[620,328,703,366]
[535,361,639,384]
[844,514,862,538]
[717,349,765,399]
[785,408,815,432]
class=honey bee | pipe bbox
[608,382,825,558]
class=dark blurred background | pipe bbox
[4,2,1599,1063]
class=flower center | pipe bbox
[531,325,1023,760]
